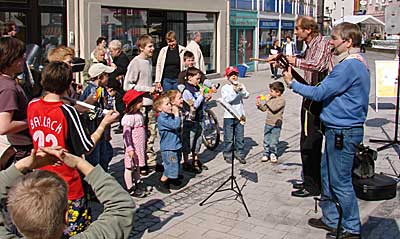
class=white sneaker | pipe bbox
[270,154,278,163]
[261,156,270,162]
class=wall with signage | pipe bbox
[259,19,294,58]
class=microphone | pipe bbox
[331,40,346,53]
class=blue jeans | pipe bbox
[162,77,178,91]
[320,127,363,234]
[182,121,202,155]
[223,118,244,159]
[263,124,281,156]
[86,139,112,172]
[161,150,181,179]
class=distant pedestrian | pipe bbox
[156,31,186,91]
[256,82,286,163]
[269,40,281,79]
[282,36,296,56]
[186,31,206,74]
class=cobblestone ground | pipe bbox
[102,50,400,239]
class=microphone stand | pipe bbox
[199,100,251,217]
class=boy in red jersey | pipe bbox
[27,61,119,238]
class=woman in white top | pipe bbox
[282,36,296,56]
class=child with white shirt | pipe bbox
[221,66,250,164]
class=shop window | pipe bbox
[187,12,216,73]
[0,11,26,41]
[284,0,293,14]
[101,8,147,60]
[264,0,276,12]
[236,0,253,10]
[39,0,64,6]
[259,28,277,59]
[41,13,64,59]
[0,0,27,2]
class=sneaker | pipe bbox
[308,218,334,232]
[140,166,149,176]
[155,180,171,194]
[261,156,270,162]
[270,154,278,163]
[224,157,233,164]
[326,231,360,239]
[237,157,246,164]
[129,187,147,198]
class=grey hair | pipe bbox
[191,31,201,40]
[108,40,122,50]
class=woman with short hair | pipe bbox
[156,31,186,91]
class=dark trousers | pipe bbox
[270,63,278,77]
[300,102,323,195]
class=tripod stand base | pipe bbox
[199,175,251,217]
[369,139,400,151]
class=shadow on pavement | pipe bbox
[365,118,392,127]
[130,199,184,239]
[362,216,400,239]
[369,103,395,110]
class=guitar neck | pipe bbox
[249,58,270,62]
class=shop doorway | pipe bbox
[230,28,254,70]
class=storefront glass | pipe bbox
[39,0,64,6]
[187,12,216,73]
[284,0,292,14]
[259,20,278,58]
[231,28,254,65]
[41,13,64,59]
[101,8,147,59]
[0,11,26,41]
[101,8,217,73]
[264,0,276,12]
[236,0,253,10]
[299,1,305,15]
[281,20,294,42]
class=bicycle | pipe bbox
[201,100,220,150]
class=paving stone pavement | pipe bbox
[103,51,400,239]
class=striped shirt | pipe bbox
[27,98,94,200]
[295,34,333,85]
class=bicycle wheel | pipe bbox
[202,109,220,150]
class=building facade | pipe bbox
[0,0,67,58]
[0,0,227,76]
[229,0,316,71]
[323,0,355,35]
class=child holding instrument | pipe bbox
[256,82,285,163]
[221,66,249,164]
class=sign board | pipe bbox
[375,60,399,111]
[259,19,279,29]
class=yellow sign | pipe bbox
[376,61,398,98]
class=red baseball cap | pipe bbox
[122,90,146,107]
[225,66,239,76]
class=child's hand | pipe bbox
[199,85,206,95]
[15,148,62,171]
[256,98,261,106]
[103,110,120,125]
[172,106,179,116]
[128,151,134,159]
[265,94,272,101]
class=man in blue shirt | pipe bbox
[283,22,370,239]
